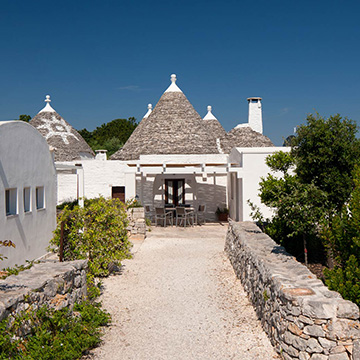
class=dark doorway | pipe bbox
[165,179,185,206]
[112,186,125,202]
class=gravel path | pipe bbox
[86,224,279,360]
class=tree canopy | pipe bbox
[292,113,360,212]
[78,117,137,157]
[252,113,360,265]
[18,114,31,122]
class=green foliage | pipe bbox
[0,301,110,359]
[56,199,78,211]
[125,197,142,208]
[292,113,360,212]
[18,114,31,122]
[321,166,360,306]
[252,150,327,262]
[253,113,360,265]
[78,117,137,157]
[324,255,360,307]
[51,197,132,277]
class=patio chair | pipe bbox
[175,206,195,227]
[145,205,153,223]
[155,207,173,227]
[197,204,206,225]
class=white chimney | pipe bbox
[247,97,263,134]
[95,149,108,161]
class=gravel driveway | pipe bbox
[86,224,279,360]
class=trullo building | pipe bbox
[31,74,289,221]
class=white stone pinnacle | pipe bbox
[203,105,217,120]
[143,103,153,118]
[164,73,182,93]
[39,94,56,113]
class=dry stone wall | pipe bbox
[225,221,360,360]
[127,207,146,235]
[0,260,87,323]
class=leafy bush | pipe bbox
[51,197,132,277]
[56,199,78,211]
[321,166,360,306]
[125,197,142,208]
[0,301,110,360]
[324,255,360,307]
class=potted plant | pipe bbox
[216,206,229,221]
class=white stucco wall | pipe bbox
[228,147,291,221]
[0,121,57,268]
[56,160,135,204]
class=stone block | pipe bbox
[353,340,360,360]
[306,338,323,353]
[318,337,336,350]
[304,325,326,337]
[330,345,346,354]
[302,299,337,319]
[310,354,328,360]
[299,351,311,360]
[288,322,303,336]
[328,353,349,360]
[336,300,359,320]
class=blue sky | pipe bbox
[1,0,359,145]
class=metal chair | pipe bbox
[155,207,173,227]
[197,204,206,225]
[175,207,195,227]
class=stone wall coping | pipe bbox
[230,221,360,320]
[0,260,88,319]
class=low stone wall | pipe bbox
[0,260,87,323]
[225,221,360,360]
[127,207,146,235]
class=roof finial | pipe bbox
[203,105,217,120]
[165,73,182,93]
[143,103,153,118]
[39,94,56,113]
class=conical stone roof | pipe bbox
[203,105,227,139]
[30,95,94,162]
[111,75,218,160]
[220,126,274,154]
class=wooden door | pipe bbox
[112,186,125,202]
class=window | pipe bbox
[165,179,185,206]
[36,186,45,209]
[5,188,17,216]
[23,187,31,212]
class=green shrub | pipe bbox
[51,197,132,277]
[324,255,360,307]
[0,301,110,360]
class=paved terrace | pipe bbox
[87,224,279,360]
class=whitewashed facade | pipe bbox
[0,121,56,268]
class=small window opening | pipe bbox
[5,188,17,216]
[24,187,31,212]
[36,186,45,209]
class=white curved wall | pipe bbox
[0,121,56,268]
